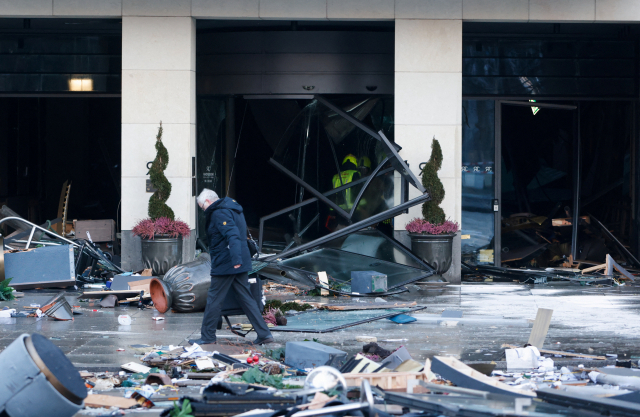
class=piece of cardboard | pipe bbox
[141,269,153,277]
[85,394,137,409]
[128,278,152,294]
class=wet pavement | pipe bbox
[1,281,639,371]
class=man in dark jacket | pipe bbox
[189,188,273,345]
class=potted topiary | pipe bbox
[406,137,460,275]
[133,122,191,275]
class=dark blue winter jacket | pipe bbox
[204,197,252,276]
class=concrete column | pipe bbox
[120,16,196,270]
[394,19,462,283]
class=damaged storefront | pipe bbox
[460,23,640,282]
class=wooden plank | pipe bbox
[582,263,606,274]
[85,394,137,409]
[128,278,152,294]
[503,344,606,360]
[527,308,553,349]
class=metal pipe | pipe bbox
[13,240,61,246]
[25,227,36,249]
[0,217,78,247]
[269,159,351,220]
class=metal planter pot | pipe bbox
[150,254,211,313]
[141,235,183,276]
[409,233,455,275]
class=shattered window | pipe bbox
[278,248,432,290]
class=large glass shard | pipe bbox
[322,229,429,270]
[278,248,432,290]
[271,307,426,333]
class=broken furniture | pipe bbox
[3,245,75,290]
[74,219,117,254]
[0,333,87,417]
[0,215,123,289]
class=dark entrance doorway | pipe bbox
[0,97,121,234]
[500,102,576,266]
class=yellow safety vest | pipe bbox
[332,170,359,210]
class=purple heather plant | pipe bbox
[405,218,460,235]
[132,217,191,239]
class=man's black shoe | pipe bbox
[188,338,216,345]
[253,336,274,345]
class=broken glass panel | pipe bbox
[322,229,429,270]
[271,307,426,333]
[277,248,432,290]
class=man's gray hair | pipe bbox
[197,188,219,206]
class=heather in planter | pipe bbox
[134,123,191,275]
[407,138,460,275]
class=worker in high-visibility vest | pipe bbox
[331,154,361,210]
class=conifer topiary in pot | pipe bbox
[406,137,460,275]
[133,122,191,275]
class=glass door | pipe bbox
[461,100,496,265]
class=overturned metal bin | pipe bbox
[0,333,87,417]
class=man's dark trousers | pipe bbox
[200,272,271,342]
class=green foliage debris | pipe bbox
[230,366,284,389]
[0,278,15,301]
[169,399,194,417]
